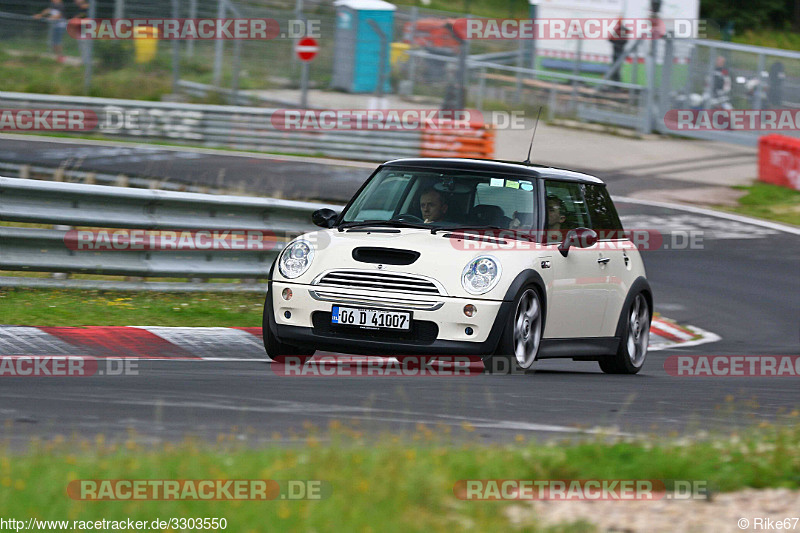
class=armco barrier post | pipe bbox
[758,134,800,191]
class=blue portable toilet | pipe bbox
[332,0,395,93]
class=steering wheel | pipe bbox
[394,213,424,223]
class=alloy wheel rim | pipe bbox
[513,289,541,368]
[626,294,650,367]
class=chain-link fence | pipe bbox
[0,4,85,59]
[658,37,800,143]
[2,1,800,145]
[0,0,338,102]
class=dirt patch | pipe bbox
[507,487,800,532]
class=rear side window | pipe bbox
[583,184,624,239]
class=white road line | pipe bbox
[615,196,800,236]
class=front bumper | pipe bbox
[269,281,512,356]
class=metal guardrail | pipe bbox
[0,91,462,162]
[0,177,340,288]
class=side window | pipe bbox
[544,181,591,233]
[583,184,624,239]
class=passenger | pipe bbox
[546,195,568,243]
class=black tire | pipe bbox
[262,293,315,365]
[599,292,650,374]
[483,285,543,375]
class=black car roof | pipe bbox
[382,158,605,185]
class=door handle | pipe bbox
[597,257,611,264]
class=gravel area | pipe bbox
[506,488,800,532]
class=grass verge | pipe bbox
[732,30,800,52]
[726,182,800,226]
[2,421,800,532]
[0,288,264,327]
[0,51,173,101]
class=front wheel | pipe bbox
[599,292,650,374]
[484,286,542,374]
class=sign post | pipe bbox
[295,37,319,109]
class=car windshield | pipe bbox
[340,167,537,230]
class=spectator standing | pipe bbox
[711,55,731,99]
[34,0,69,63]
[608,16,629,83]
[69,0,91,66]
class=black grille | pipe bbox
[312,312,439,344]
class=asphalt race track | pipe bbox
[0,136,371,202]
[1,138,799,445]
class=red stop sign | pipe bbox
[295,37,319,62]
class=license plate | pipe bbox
[331,306,411,330]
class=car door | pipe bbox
[582,183,634,337]
[541,180,609,338]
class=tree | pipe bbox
[700,0,792,31]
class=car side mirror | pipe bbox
[558,227,598,257]
[312,208,339,228]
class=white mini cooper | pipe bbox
[263,158,652,374]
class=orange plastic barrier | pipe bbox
[420,120,495,159]
[758,134,800,191]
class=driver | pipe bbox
[419,187,449,223]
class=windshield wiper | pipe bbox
[432,226,538,241]
[337,220,432,232]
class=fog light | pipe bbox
[284,311,291,319]
[282,288,293,300]
[463,304,477,317]
[465,327,474,336]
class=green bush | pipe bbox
[93,40,134,70]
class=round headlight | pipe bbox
[461,256,501,295]
[279,240,315,279]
